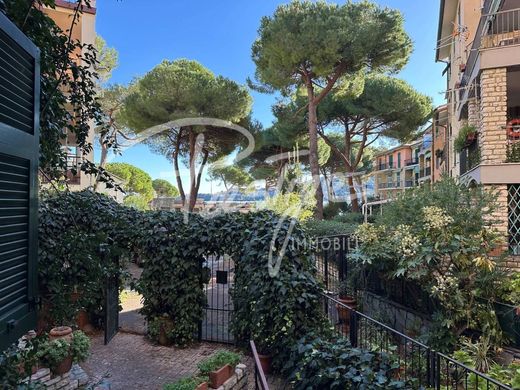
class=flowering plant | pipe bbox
[355,177,506,351]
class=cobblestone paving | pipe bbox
[82,332,231,389]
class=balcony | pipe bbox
[459,140,480,176]
[506,122,520,163]
[481,8,520,50]
[419,167,431,178]
[40,154,81,185]
[376,162,395,171]
[404,158,418,167]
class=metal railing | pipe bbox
[405,158,419,166]
[460,140,480,176]
[482,8,520,49]
[506,122,520,163]
[322,293,511,389]
[250,340,270,390]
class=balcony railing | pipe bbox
[482,8,520,49]
[405,180,415,188]
[419,167,431,178]
[404,158,418,166]
[40,154,81,185]
[376,162,395,171]
[460,140,480,176]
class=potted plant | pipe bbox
[197,350,240,388]
[336,280,357,332]
[454,124,478,152]
[163,376,209,390]
[37,329,90,376]
[149,315,175,346]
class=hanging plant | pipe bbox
[454,124,477,152]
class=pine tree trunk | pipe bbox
[307,92,324,220]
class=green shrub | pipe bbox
[303,219,356,237]
[323,201,350,219]
[163,376,208,390]
[197,350,241,375]
[355,177,506,352]
[36,339,70,370]
[286,334,409,389]
[70,331,90,363]
[332,212,364,225]
[454,123,477,152]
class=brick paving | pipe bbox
[82,332,234,389]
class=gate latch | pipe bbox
[216,271,228,285]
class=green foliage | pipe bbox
[197,350,241,375]
[0,336,44,389]
[506,141,520,163]
[1,0,117,187]
[36,339,69,370]
[262,190,315,221]
[229,211,332,370]
[39,191,132,326]
[303,219,357,237]
[454,124,477,152]
[136,212,207,346]
[208,164,253,191]
[453,349,520,389]
[251,0,412,94]
[70,331,90,363]
[286,335,408,389]
[163,376,208,390]
[105,162,154,202]
[152,179,179,198]
[355,177,505,351]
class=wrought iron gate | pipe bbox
[200,253,234,343]
[314,235,357,294]
[103,252,119,345]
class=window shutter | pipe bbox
[0,11,40,350]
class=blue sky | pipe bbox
[96,0,446,193]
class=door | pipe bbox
[0,12,40,350]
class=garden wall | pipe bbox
[25,364,89,389]
[215,363,248,390]
[360,290,431,337]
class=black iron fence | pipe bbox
[323,294,511,389]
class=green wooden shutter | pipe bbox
[0,11,40,350]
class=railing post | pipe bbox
[349,311,358,348]
[426,348,434,388]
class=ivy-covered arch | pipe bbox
[39,191,328,369]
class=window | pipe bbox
[397,152,401,168]
[388,155,394,168]
[509,185,520,255]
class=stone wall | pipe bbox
[360,291,431,337]
[26,364,88,389]
[479,68,508,164]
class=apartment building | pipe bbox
[43,0,97,189]
[372,140,421,200]
[436,0,520,265]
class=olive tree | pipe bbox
[251,0,412,218]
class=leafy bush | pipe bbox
[136,211,207,346]
[163,376,208,390]
[323,201,351,219]
[332,212,364,225]
[36,339,70,370]
[303,219,357,237]
[0,335,44,389]
[355,177,506,351]
[454,124,477,152]
[39,190,132,326]
[229,211,332,370]
[286,335,409,389]
[70,331,91,363]
[197,350,241,375]
[261,190,315,221]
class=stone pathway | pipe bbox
[82,332,231,389]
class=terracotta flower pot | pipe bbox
[196,382,208,390]
[76,310,95,333]
[337,296,357,335]
[208,364,233,388]
[49,326,73,342]
[52,355,73,376]
[258,354,272,375]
